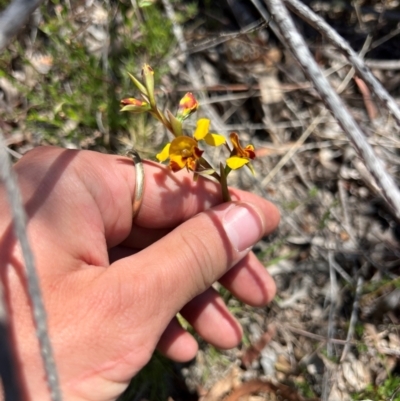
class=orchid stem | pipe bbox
[220,163,231,202]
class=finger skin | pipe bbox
[109,248,275,354]
[11,146,279,246]
[180,287,243,349]
[109,201,273,319]
[1,147,280,401]
[156,317,198,362]
[219,252,276,306]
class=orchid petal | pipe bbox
[226,156,249,170]
[169,155,186,171]
[169,136,198,155]
[156,143,170,162]
[204,133,226,146]
[194,118,210,140]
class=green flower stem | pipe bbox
[197,158,230,201]
[220,163,231,202]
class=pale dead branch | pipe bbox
[0,130,62,401]
[0,0,45,52]
[284,0,400,127]
[264,0,400,222]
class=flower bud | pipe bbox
[141,64,155,107]
[176,92,198,121]
[120,98,151,113]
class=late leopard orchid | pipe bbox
[121,64,257,202]
[193,118,226,146]
[156,136,203,172]
[156,118,226,173]
[226,132,256,175]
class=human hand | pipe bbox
[1,146,279,401]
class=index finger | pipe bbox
[120,159,279,231]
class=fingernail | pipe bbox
[222,203,264,252]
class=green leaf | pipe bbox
[138,0,155,7]
[141,64,156,108]
[127,72,148,97]
[166,110,183,137]
[120,104,150,113]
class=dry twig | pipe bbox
[354,76,378,121]
[0,0,45,51]
[261,110,327,186]
[284,0,400,127]
[0,131,62,401]
[341,275,364,362]
[264,0,400,221]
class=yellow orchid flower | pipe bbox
[156,143,170,162]
[194,118,226,146]
[156,136,204,172]
[226,132,256,174]
[156,118,225,173]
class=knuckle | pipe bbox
[177,221,224,291]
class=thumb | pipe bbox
[109,200,271,328]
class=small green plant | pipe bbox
[264,251,299,267]
[295,379,317,399]
[308,186,319,198]
[352,375,400,401]
[354,322,365,338]
[356,342,368,354]
[0,1,179,150]
[282,199,300,211]
[318,200,339,229]
[320,348,339,363]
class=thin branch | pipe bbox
[249,0,286,46]
[327,252,339,359]
[365,59,400,70]
[323,47,400,70]
[284,325,356,345]
[285,324,400,355]
[340,275,364,362]
[322,251,339,401]
[261,109,327,186]
[187,19,267,54]
[0,131,62,401]
[0,0,45,52]
[264,0,400,222]
[326,253,354,287]
[260,32,370,187]
[284,0,400,127]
